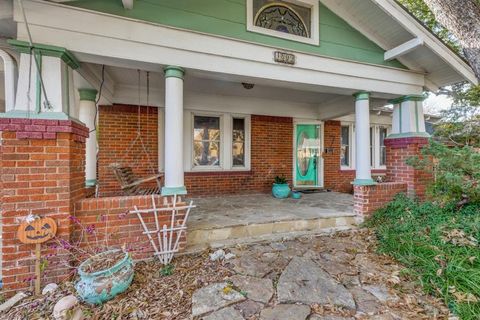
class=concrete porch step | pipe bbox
[186,214,362,252]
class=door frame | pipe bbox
[293,119,324,189]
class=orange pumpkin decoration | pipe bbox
[17,216,57,244]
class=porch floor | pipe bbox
[186,192,361,250]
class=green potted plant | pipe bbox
[272,176,291,198]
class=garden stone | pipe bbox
[229,275,273,303]
[202,306,244,320]
[277,257,355,310]
[0,292,28,313]
[53,295,83,320]
[234,300,263,318]
[260,304,310,320]
[363,285,399,303]
[224,253,236,260]
[192,282,246,317]
[270,242,287,251]
[231,255,272,278]
[42,283,58,295]
[210,249,225,261]
[309,315,354,320]
[349,286,381,315]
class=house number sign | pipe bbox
[274,51,296,65]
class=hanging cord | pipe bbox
[124,70,157,176]
[94,65,106,198]
[17,0,52,110]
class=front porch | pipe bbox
[187,192,359,251]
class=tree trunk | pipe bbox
[423,0,480,80]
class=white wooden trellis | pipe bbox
[130,195,195,265]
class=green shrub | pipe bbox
[407,140,480,205]
[366,195,480,319]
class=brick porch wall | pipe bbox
[97,105,158,196]
[97,107,293,196]
[353,182,408,216]
[0,118,88,293]
[73,195,186,261]
[385,136,432,199]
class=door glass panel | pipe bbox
[295,124,320,186]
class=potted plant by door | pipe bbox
[272,176,291,199]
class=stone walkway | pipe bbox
[191,230,449,320]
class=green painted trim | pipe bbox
[164,66,185,79]
[79,88,98,102]
[353,91,370,101]
[161,186,187,196]
[86,179,97,187]
[0,110,74,120]
[352,179,377,186]
[35,52,42,113]
[386,132,430,139]
[8,39,80,69]
[388,94,427,105]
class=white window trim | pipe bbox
[340,122,391,171]
[340,122,354,170]
[246,0,320,46]
[184,111,251,172]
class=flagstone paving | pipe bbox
[192,230,451,320]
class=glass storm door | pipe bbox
[295,124,321,187]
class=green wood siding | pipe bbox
[68,0,405,68]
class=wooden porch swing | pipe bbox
[110,70,163,196]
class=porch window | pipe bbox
[379,126,388,166]
[193,116,221,167]
[340,125,350,167]
[232,118,245,167]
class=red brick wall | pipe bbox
[186,115,293,195]
[73,195,186,261]
[0,118,88,294]
[385,137,432,199]
[353,182,408,216]
[98,105,158,196]
[98,107,293,196]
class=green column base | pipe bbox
[161,186,187,196]
[86,179,97,187]
[352,179,377,186]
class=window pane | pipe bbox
[379,127,387,166]
[193,116,220,166]
[232,118,245,167]
[341,126,349,166]
[370,127,373,166]
[193,141,220,166]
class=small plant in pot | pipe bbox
[272,175,291,199]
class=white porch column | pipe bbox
[78,88,98,187]
[162,66,187,196]
[389,95,429,138]
[353,92,375,186]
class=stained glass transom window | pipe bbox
[255,4,308,37]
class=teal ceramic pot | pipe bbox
[75,250,134,305]
[272,183,291,199]
[291,191,302,199]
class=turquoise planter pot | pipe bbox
[75,250,134,305]
[272,183,291,199]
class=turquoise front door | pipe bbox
[295,124,321,187]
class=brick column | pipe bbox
[0,118,88,294]
[385,136,432,199]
